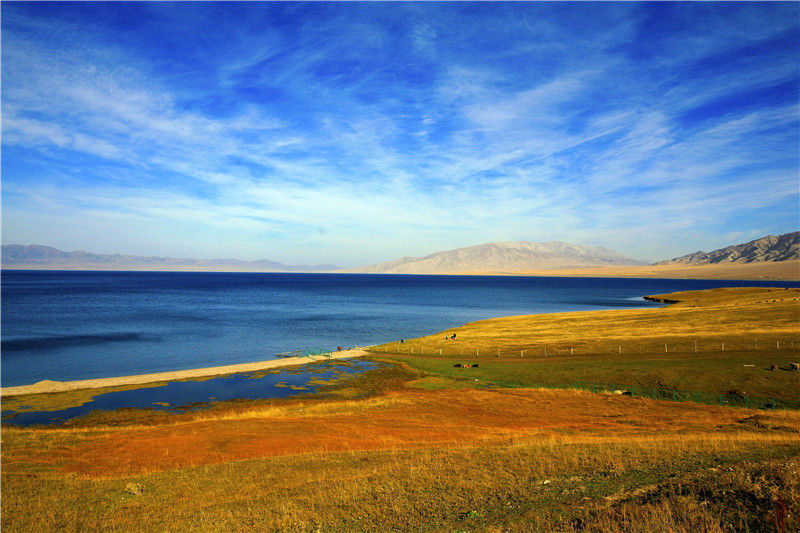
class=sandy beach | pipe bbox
[1,349,370,397]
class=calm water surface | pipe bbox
[3,270,798,387]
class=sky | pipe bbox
[2,2,798,267]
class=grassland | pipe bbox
[2,287,799,532]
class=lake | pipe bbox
[3,270,798,387]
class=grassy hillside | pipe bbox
[3,287,800,532]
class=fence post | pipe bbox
[665,344,668,353]
[694,339,697,352]
[745,396,749,409]
[570,347,574,356]
[771,398,776,410]
[439,348,442,355]
[673,390,677,401]
[651,387,655,399]
[544,346,547,357]
[722,342,725,351]
[476,349,479,356]
[618,345,621,354]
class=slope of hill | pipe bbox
[655,232,799,265]
[0,245,341,272]
[349,241,645,274]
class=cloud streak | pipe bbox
[2,2,797,266]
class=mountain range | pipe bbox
[0,245,341,272]
[347,241,644,274]
[654,232,799,265]
[2,231,797,273]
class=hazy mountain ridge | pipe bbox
[655,232,799,265]
[348,241,645,274]
[1,245,341,272]
[6,232,797,274]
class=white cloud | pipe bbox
[2,3,797,265]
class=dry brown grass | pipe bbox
[3,389,799,531]
[2,387,798,481]
[371,287,800,358]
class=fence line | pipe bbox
[374,338,800,359]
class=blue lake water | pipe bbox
[3,270,799,388]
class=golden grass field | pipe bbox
[372,286,800,360]
[2,287,799,532]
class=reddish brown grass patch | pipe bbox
[4,387,764,479]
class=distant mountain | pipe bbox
[348,241,645,274]
[655,232,799,265]
[0,245,341,272]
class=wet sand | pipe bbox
[1,349,370,397]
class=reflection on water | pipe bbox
[1,359,379,427]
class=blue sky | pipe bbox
[2,2,798,267]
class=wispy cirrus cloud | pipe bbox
[2,2,797,265]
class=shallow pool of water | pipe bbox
[1,359,379,427]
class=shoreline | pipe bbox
[1,349,370,397]
[4,260,798,280]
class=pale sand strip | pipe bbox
[446,260,800,281]
[1,349,371,397]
